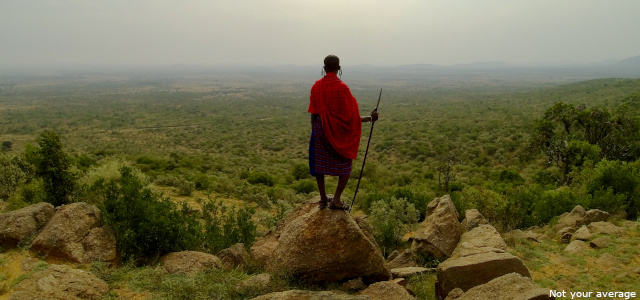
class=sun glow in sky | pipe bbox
[2,0,639,67]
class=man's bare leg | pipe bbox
[331,175,350,206]
[315,174,330,205]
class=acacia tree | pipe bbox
[530,102,640,185]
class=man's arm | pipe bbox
[361,111,379,123]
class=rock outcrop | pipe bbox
[587,221,623,236]
[9,264,109,300]
[0,202,54,247]
[411,195,462,259]
[29,202,117,264]
[554,205,586,231]
[462,209,488,231]
[436,225,532,299]
[161,251,222,274]
[251,200,390,284]
[445,273,553,300]
[386,249,419,269]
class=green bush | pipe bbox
[291,163,311,180]
[0,155,25,201]
[292,179,317,194]
[368,197,420,256]
[102,166,203,264]
[200,199,258,253]
[583,160,640,219]
[31,131,76,206]
[247,172,275,187]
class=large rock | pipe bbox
[436,225,531,299]
[236,273,272,294]
[446,273,553,300]
[587,222,623,236]
[218,243,249,270]
[564,240,588,254]
[161,251,222,274]
[0,202,54,247]
[572,226,593,241]
[554,205,586,231]
[251,200,390,283]
[584,209,609,224]
[359,281,415,300]
[9,264,109,300]
[463,209,488,231]
[411,195,462,259]
[29,202,117,264]
[251,290,369,300]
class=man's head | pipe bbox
[323,55,340,73]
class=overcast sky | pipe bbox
[2,0,639,67]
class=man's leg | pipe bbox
[332,174,350,205]
[316,174,330,204]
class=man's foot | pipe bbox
[318,195,333,209]
[328,200,350,211]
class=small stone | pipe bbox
[589,236,611,249]
[572,225,593,241]
[564,240,588,253]
[342,277,367,291]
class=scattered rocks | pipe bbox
[342,277,367,291]
[359,281,415,300]
[411,195,463,259]
[386,249,419,269]
[555,205,586,231]
[505,230,540,244]
[447,272,553,300]
[251,290,368,300]
[463,209,488,231]
[0,202,54,247]
[587,222,623,236]
[390,267,435,278]
[451,225,508,258]
[218,243,249,270]
[9,264,109,300]
[251,200,390,283]
[160,251,222,274]
[572,225,593,241]
[557,227,575,244]
[589,236,611,249]
[564,240,588,253]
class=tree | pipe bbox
[530,102,640,185]
[33,131,75,206]
[2,141,12,151]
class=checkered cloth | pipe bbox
[309,117,353,176]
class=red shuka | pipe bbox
[308,73,361,159]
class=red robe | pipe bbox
[308,73,361,159]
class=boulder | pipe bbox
[449,273,553,300]
[554,205,586,231]
[9,264,109,300]
[236,273,272,294]
[564,240,588,254]
[504,230,539,244]
[590,236,611,249]
[572,226,593,241]
[251,200,390,284]
[436,225,531,299]
[359,281,415,300]
[463,209,488,231]
[583,209,609,224]
[387,250,400,262]
[161,251,222,274]
[390,267,435,278]
[218,243,249,270]
[0,202,54,247]
[556,227,574,244]
[386,249,419,269]
[411,195,462,259]
[587,222,623,236]
[251,290,368,300]
[29,202,117,264]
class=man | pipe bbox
[308,55,379,210]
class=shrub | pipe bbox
[292,179,317,194]
[102,167,203,264]
[583,160,640,219]
[200,199,258,252]
[291,163,311,180]
[247,172,275,187]
[368,197,420,256]
[0,155,25,200]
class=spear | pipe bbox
[350,88,382,213]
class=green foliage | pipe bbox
[200,199,258,253]
[247,172,275,187]
[582,160,640,219]
[291,163,311,180]
[291,179,317,194]
[0,155,26,200]
[31,131,76,206]
[368,197,420,255]
[102,166,203,264]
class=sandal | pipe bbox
[318,196,333,209]
[328,200,350,211]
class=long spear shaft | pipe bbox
[349,88,382,213]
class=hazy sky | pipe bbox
[2,0,639,67]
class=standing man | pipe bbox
[308,55,378,210]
